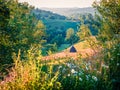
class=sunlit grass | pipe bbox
[0,37,119,90]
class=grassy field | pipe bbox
[43,36,99,61]
[0,37,119,90]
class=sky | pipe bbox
[19,0,96,8]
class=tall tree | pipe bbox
[93,0,120,89]
[77,24,92,41]
[93,0,120,35]
[0,0,46,66]
[0,0,11,65]
[65,28,78,45]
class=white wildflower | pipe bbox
[92,76,98,81]
[67,63,77,68]
[111,58,114,61]
[58,66,62,69]
[88,62,91,65]
[102,64,109,68]
[86,75,89,80]
[71,69,77,74]
[79,77,82,81]
[117,63,119,66]
[66,63,72,68]
[86,66,89,70]
[97,71,101,74]
[68,74,70,77]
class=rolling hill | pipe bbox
[32,8,98,54]
[40,7,96,18]
[32,8,79,45]
[42,36,100,60]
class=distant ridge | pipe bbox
[40,7,96,18]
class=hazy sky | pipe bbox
[19,0,96,8]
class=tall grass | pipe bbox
[0,49,61,90]
[0,37,119,90]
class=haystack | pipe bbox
[70,46,77,52]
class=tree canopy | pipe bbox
[0,0,46,66]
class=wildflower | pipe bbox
[92,76,98,81]
[117,63,119,66]
[87,62,91,65]
[97,71,101,74]
[71,69,77,74]
[111,58,114,61]
[86,66,89,70]
[58,66,62,69]
[66,63,72,68]
[78,71,83,76]
[86,75,89,80]
[102,64,109,68]
[79,77,82,81]
[68,74,70,77]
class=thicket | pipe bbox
[0,0,46,72]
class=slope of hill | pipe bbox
[40,7,96,18]
[32,8,67,20]
[42,36,100,60]
[32,8,98,53]
[32,8,79,45]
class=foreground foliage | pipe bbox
[0,49,99,90]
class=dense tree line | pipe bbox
[0,0,46,69]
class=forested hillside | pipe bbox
[41,7,96,18]
[32,9,79,46]
[32,8,98,50]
